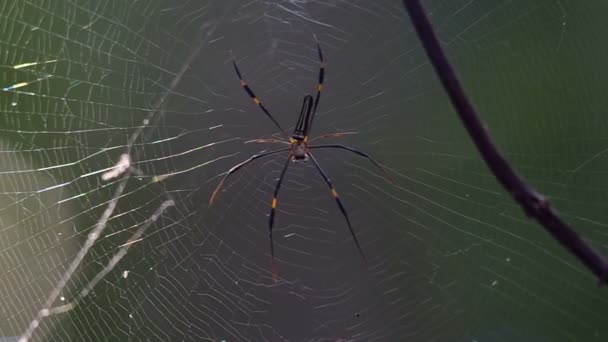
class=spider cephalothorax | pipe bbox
[290,139,309,161]
[211,40,392,282]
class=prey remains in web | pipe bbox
[210,37,394,282]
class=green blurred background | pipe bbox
[0,0,607,341]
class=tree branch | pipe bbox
[402,0,608,284]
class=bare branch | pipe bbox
[402,0,608,284]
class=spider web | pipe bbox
[1,0,607,341]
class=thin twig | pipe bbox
[402,0,608,284]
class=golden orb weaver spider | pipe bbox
[210,40,393,282]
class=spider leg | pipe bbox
[308,131,358,143]
[231,55,288,138]
[244,138,290,145]
[209,148,290,205]
[309,144,393,183]
[307,152,367,263]
[268,154,294,282]
[304,37,325,138]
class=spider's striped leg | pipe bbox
[231,57,288,138]
[309,144,393,183]
[209,148,290,205]
[268,154,294,282]
[307,152,367,263]
[304,38,326,138]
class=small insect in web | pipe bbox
[211,39,393,282]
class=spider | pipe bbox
[210,41,392,282]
